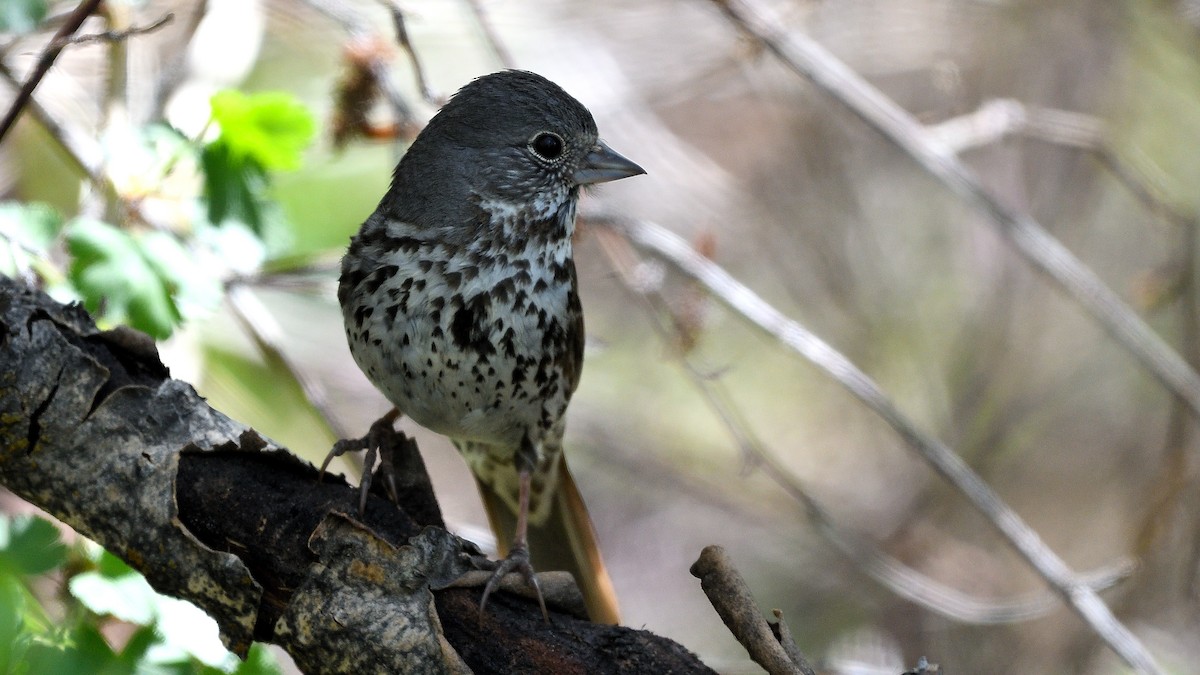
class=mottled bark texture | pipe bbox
[0,276,714,674]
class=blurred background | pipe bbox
[4,0,1200,673]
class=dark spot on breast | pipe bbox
[450,294,496,357]
[552,261,573,284]
[354,304,374,328]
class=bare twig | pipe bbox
[378,1,438,104]
[226,283,350,441]
[464,0,516,69]
[606,214,1162,674]
[925,99,1104,155]
[593,222,1136,624]
[709,0,1200,445]
[770,610,809,673]
[0,0,104,144]
[929,100,1197,230]
[48,12,174,50]
[691,545,816,675]
[301,0,417,128]
[0,61,108,193]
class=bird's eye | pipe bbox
[530,132,564,160]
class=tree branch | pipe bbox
[600,215,1163,675]
[0,275,713,673]
[707,0,1200,441]
[0,0,105,144]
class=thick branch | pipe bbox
[0,275,713,674]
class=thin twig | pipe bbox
[464,0,516,69]
[0,0,104,144]
[928,99,1197,230]
[378,1,438,104]
[47,12,174,50]
[0,61,109,194]
[605,213,1162,674]
[226,284,350,441]
[709,0,1200,443]
[593,223,1136,625]
[301,0,417,127]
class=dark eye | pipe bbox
[530,132,564,160]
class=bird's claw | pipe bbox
[479,543,550,624]
[319,410,402,515]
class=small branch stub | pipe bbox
[691,545,817,675]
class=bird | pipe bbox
[330,70,644,623]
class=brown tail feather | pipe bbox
[477,457,620,624]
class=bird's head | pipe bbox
[383,70,643,241]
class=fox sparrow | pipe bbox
[331,70,644,622]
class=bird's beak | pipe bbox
[574,141,645,185]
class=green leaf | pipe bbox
[96,550,135,579]
[0,201,63,279]
[209,91,315,171]
[138,231,222,318]
[201,142,268,234]
[24,623,122,675]
[0,0,48,33]
[113,624,157,669]
[65,219,182,339]
[0,515,68,576]
[0,201,61,250]
[0,575,29,675]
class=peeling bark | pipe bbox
[0,276,714,674]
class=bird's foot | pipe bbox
[319,409,401,515]
[479,543,550,623]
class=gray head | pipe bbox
[377,70,643,238]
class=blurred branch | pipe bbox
[378,0,438,103]
[593,223,1136,625]
[226,283,350,441]
[302,0,418,127]
[928,99,1198,230]
[925,98,1102,154]
[708,0,1200,445]
[0,61,109,194]
[47,12,174,49]
[691,545,818,675]
[602,214,1162,674]
[464,0,516,68]
[0,0,104,144]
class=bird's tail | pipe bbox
[476,456,620,624]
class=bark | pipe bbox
[0,276,714,675]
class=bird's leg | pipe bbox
[319,407,402,515]
[479,441,550,622]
